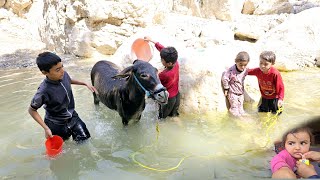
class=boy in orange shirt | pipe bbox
[248,51,284,114]
[144,37,180,119]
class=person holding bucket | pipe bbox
[28,52,95,142]
[144,36,180,119]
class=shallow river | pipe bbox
[1,59,320,179]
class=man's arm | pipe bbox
[304,151,320,162]
[144,36,156,44]
[144,36,165,52]
[71,79,96,93]
[28,106,52,138]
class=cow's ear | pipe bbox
[112,74,130,79]
[112,66,133,79]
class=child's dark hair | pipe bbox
[160,47,178,64]
[281,126,314,147]
[260,51,276,64]
[235,51,250,62]
[36,52,61,72]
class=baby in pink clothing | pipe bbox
[222,51,250,116]
[271,127,313,178]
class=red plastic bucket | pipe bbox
[45,135,63,157]
[131,38,153,62]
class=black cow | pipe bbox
[91,60,168,125]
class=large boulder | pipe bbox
[173,0,246,21]
[243,0,293,15]
[0,0,5,7]
[4,0,32,17]
[291,0,320,14]
[233,14,289,42]
[315,50,320,67]
[39,0,173,56]
[256,7,320,70]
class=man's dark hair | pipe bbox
[36,52,61,72]
[160,47,178,64]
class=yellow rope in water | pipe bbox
[131,121,190,172]
[156,121,159,141]
[131,152,190,172]
[131,107,284,172]
[224,106,285,156]
[263,106,284,145]
[263,106,284,128]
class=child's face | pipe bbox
[285,131,311,159]
[235,61,249,72]
[259,59,273,73]
[43,62,64,81]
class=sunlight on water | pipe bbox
[0,61,319,179]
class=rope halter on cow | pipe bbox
[132,73,167,100]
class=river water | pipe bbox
[1,59,320,179]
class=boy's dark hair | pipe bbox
[281,126,314,147]
[160,47,178,64]
[36,52,61,72]
[260,51,276,64]
[235,51,250,62]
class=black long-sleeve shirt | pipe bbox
[30,71,75,125]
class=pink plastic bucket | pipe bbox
[131,38,153,62]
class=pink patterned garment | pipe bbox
[270,149,296,173]
[221,65,248,116]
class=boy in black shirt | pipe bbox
[28,52,95,142]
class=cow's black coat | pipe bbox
[91,60,168,125]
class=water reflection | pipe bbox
[0,62,319,179]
